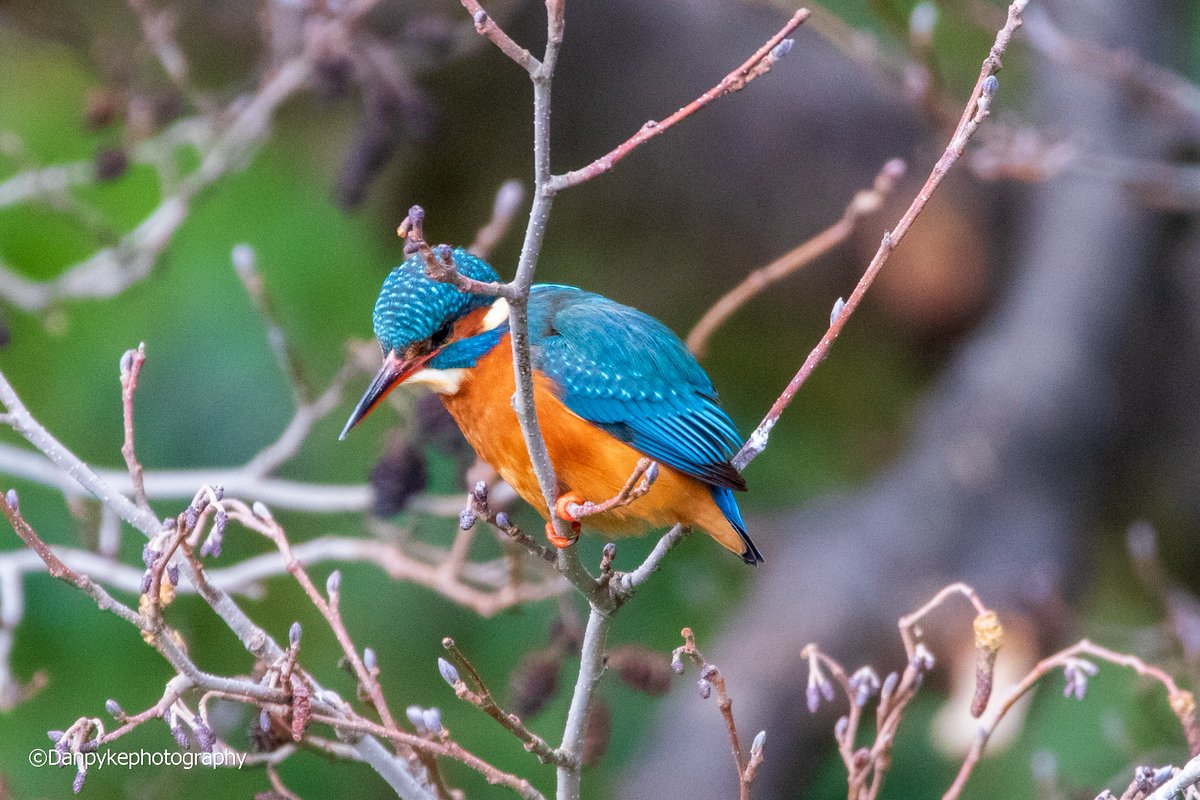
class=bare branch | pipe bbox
[118,343,150,510]
[687,158,906,358]
[945,640,1200,799]
[441,637,564,765]
[398,206,516,298]
[612,525,689,600]
[557,605,610,784]
[0,492,147,632]
[672,627,763,800]
[458,1,541,74]
[733,0,1029,472]
[546,10,811,193]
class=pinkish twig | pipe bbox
[546,10,810,193]
[119,343,149,510]
[565,458,659,521]
[733,0,1029,472]
[687,159,906,358]
[672,627,766,800]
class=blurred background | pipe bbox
[0,0,1198,797]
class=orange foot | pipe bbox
[544,492,584,548]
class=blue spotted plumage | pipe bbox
[373,249,498,355]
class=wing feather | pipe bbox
[530,286,746,491]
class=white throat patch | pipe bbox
[481,298,510,332]
[407,368,467,395]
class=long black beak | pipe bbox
[339,351,423,440]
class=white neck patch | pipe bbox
[481,298,510,332]
[407,368,467,395]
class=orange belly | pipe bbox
[439,335,746,556]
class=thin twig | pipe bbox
[0,494,147,631]
[118,343,150,510]
[564,458,658,521]
[1020,4,1200,136]
[896,581,991,658]
[732,0,1029,472]
[612,525,689,600]
[944,640,1199,800]
[308,710,546,800]
[399,206,516,298]
[458,0,541,74]
[248,503,401,738]
[546,10,810,193]
[673,627,763,800]
[0,372,434,795]
[442,637,564,765]
[686,159,906,358]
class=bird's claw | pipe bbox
[545,492,584,548]
[554,492,584,525]
[544,521,579,548]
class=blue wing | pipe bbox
[530,286,746,491]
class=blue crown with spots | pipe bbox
[372,248,500,353]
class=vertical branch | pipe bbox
[556,606,610,800]
[672,628,766,799]
[505,0,572,554]
[119,344,150,511]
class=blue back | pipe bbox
[529,285,746,491]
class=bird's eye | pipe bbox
[429,322,453,348]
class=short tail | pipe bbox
[710,486,763,565]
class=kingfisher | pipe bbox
[340,248,762,565]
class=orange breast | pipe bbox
[439,334,746,555]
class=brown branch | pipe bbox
[118,343,150,511]
[896,581,991,657]
[398,205,516,298]
[944,640,1200,800]
[96,675,191,746]
[801,582,990,800]
[732,0,1029,472]
[441,637,565,766]
[546,10,810,193]
[805,581,1196,800]
[565,458,658,521]
[895,581,1001,718]
[673,627,763,800]
[1019,4,1200,136]
[458,0,541,75]
[306,710,545,800]
[686,159,906,358]
[463,480,558,565]
[244,503,401,739]
[0,492,147,632]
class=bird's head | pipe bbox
[340,248,506,439]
